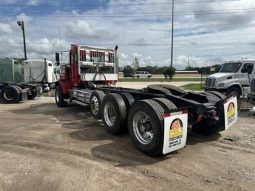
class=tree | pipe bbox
[122,65,134,74]
[164,67,176,80]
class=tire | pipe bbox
[153,98,177,112]
[0,85,21,104]
[101,93,127,135]
[55,85,67,107]
[204,91,226,100]
[225,86,241,98]
[27,87,37,100]
[128,99,164,156]
[119,92,135,111]
[203,91,226,103]
[90,90,105,119]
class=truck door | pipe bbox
[240,63,254,86]
[70,45,81,86]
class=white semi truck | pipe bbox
[205,60,255,98]
[0,58,59,103]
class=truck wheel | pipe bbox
[90,90,105,119]
[204,91,226,100]
[120,92,135,111]
[101,93,127,135]
[27,88,37,100]
[153,98,177,112]
[226,87,241,98]
[128,99,164,156]
[0,85,21,104]
[55,85,67,107]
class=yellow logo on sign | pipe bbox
[227,102,235,118]
[169,119,183,139]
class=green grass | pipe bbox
[181,83,204,91]
[119,78,204,82]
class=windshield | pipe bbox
[220,63,242,73]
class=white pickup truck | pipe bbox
[205,60,255,98]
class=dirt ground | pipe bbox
[0,97,254,191]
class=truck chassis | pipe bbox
[0,82,42,103]
[56,83,236,156]
[55,44,238,156]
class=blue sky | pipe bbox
[0,0,255,69]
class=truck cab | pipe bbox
[205,60,255,98]
[248,77,255,105]
[24,59,59,91]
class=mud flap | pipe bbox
[224,96,238,130]
[163,110,188,154]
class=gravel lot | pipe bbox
[0,97,254,191]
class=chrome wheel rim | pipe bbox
[91,96,100,116]
[104,102,116,126]
[133,111,153,145]
[4,90,14,101]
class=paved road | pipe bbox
[0,97,254,191]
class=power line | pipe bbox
[0,0,240,7]
[7,9,255,18]
[0,42,252,46]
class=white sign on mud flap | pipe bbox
[224,96,238,130]
[163,111,188,154]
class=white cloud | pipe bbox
[0,23,12,33]
[65,20,110,39]
[0,0,255,69]
[16,13,33,23]
[27,0,42,6]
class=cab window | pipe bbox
[241,63,254,74]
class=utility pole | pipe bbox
[17,21,27,60]
[170,0,174,68]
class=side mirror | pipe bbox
[55,52,60,66]
[248,67,253,75]
[114,45,118,51]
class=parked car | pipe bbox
[134,71,152,78]
[123,73,134,78]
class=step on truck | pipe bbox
[55,44,238,156]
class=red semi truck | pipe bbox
[55,44,238,156]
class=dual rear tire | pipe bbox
[0,85,21,103]
[100,93,177,156]
[88,89,180,156]
[128,98,176,156]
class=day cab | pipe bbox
[205,60,255,98]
